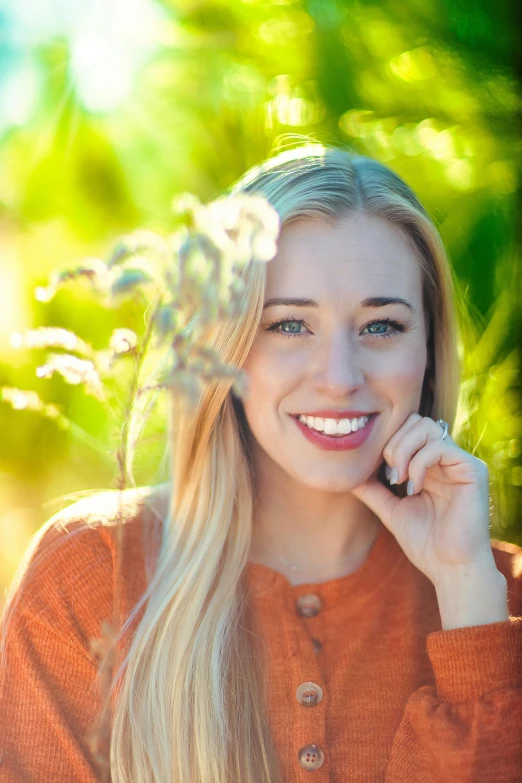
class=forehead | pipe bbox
[266,212,423,303]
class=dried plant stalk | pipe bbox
[44,193,280,778]
[3,193,280,778]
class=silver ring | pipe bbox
[436,419,449,441]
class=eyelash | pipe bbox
[265,316,406,340]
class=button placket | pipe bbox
[296,592,324,657]
[292,591,327,774]
[248,575,329,779]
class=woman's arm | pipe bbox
[351,414,522,780]
[384,555,522,783]
[0,522,114,783]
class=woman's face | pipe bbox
[241,211,430,493]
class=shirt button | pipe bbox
[296,593,322,618]
[296,681,323,707]
[311,636,322,654]
[298,743,325,770]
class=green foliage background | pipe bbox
[1,0,521,597]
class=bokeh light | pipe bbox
[0,0,520,596]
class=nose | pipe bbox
[312,327,365,397]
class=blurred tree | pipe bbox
[0,0,520,595]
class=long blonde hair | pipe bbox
[107,143,461,781]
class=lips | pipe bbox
[291,412,378,451]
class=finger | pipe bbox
[382,413,422,479]
[383,413,422,464]
[407,440,484,495]
[384,416,447,485]
[406,438,447,495]
[351,477,401,535]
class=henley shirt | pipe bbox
[1,486,521,782]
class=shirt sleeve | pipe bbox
[385,552,522,783]
[0,519,115,783]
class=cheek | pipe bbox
[372,345,427,393]
[242,348,289,425]
[244,344,301,397]
[242,345,311,449]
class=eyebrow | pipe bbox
[262,296,415,312]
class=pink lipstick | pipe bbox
[291,413,378,451]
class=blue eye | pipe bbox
[266,318,308,338]
[266,316,405,340]
[362,320,404,338]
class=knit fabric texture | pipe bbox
[1,487,521,782]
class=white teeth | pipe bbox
[297,414,370,435]
[324,418,337,435]
[337,418,352,435]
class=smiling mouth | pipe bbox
[291,412,377,437]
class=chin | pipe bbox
[298,471,368,493]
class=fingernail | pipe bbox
[384,464,391,480]
[390,467,399,485]
[407,479,415,495]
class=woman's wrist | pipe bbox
[433,563,509,631]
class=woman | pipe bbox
[1,143,521,783]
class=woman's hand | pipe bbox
[351,413,499,588]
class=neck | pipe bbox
[248,459,382,585]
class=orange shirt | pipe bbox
[1,487,522,782]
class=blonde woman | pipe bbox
[1,144,521,783]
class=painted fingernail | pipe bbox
[390,467,399,485]
[407,479,415,495]
[384,464,391,480]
